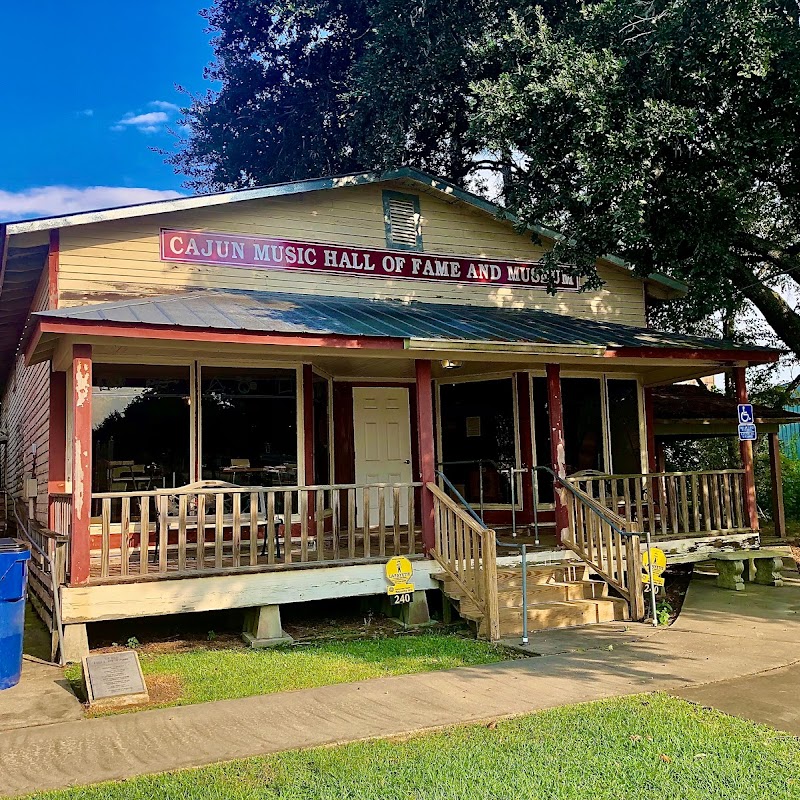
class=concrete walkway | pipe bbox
[2,573,800,797]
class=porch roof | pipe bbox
[33,289,778,361]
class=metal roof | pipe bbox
[34,289,775,354]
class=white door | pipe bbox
[353,387,413,527]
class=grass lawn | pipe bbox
[29,694,800,799]
[65,633,516,711]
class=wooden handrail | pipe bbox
[427,482,500,641]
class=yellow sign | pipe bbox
[642,548,667,587]
[385,556,414,595]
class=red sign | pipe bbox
[160,229,579,291]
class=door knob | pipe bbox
[403,460,411,464]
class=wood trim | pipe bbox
[48,230,59,310]
[643,386,657,472]
[607,346,777,363]
[37,319,406,350]
[70,344,92,585]
[47,370,67,526]
[546,363,569,544]
[515,372,534,523]
[734,366,759,530]
[415,360,436,553]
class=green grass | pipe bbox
[29,694,800,799]
[65,634,514,708]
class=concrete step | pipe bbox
[481,597,629,637]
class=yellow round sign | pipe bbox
[385,556,413,585]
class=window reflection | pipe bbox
[92,366,190,492]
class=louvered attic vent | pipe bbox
[383,191,422,251]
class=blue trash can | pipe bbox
[0,539,31,690]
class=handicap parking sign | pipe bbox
[737,404,754,424]
[738,423,757,441]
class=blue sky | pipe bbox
[0,1,215,220]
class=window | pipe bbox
[201,367,298,486]
[92,365,190,492]
[383,191,422,251]
[562,378,605,474]
[439,379,517,505]
[607,379,642,473]
[312,373,331,485]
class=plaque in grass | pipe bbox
[83,651,149,708]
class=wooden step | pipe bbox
[494,564,589,587]
[459,580,608,615]
[482,597,629,637]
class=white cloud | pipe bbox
[0,186,184,221]
[113,111,170,133]
[76,109,94,117]
[149,100,181,113]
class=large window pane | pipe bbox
[313,374,331,485]
[531,377,554,503]
[92,366,190,492]
[439,378,516,505]
[562,378,605,474]
[607,380,642,474]
[201,367,297,486]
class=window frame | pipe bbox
[382,190,423,252]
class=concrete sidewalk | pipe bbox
[2,573,800,797]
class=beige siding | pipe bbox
[58,183,647,326]
[2,268,51,523]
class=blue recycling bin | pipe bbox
[0,539,31,690]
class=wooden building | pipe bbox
[0,168,779,661]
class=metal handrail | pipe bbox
[435,470,487,529]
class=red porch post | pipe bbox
[515,373,534,524]
[643,387,657,473]
[70,344,92,585]
[546,364,569,544]
[48,370,67,528]
[734,366,759,531]
[415,359,436,553]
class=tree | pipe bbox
[170,0,514,191]
[473,0,800,357]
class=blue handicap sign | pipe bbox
[737,404,754,424]
[738,423,757,441]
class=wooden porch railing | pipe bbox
[13,498,69,663]
[568,470,749,538]
[560,480,645,621]
[88,480,422,582]
[428,482,500,641]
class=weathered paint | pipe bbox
[47,230,59,310]
[47,370,67,528]
[70,344,92,585]
[734,366,759,530]
[644,387,657,472]
[415,360,436,553]
[546,364,569,544]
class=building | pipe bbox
[0,168,779,661]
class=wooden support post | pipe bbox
[48,370,67,528]
[546,364,569,544]
[734,366,759,531]
[415,360,436,554]
[769,431,786,539]
[644,387,657,473]
[70,344,92,585]
[515,373,534,524]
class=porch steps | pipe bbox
[435,562,628,638]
